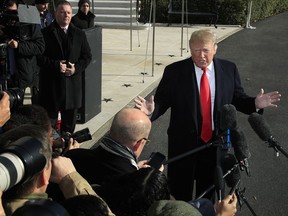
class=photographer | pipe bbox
[0,124,115,215]
[0,0,45,104]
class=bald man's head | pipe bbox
[110,108,151,148]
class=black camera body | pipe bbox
[63,127,92,147]
[53,128,92,156]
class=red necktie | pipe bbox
[200,67,212,143]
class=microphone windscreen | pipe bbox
[214,166,224,191]
[220,153,241,188]
[248,112,272,141]
[220,104,238,130]
[230,129,251,161]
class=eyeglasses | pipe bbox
[142,138,151,145]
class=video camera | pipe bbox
[63,127,92,147]
[0,4,41,41]
[53,128,92,156]
[0,9,21,40]
[0,136,47,192]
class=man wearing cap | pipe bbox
[71,0,95,29]
[34,0,53,29]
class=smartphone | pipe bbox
[147,152,166,170]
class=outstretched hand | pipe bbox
[134,95,155,116]
[255,88,281,109]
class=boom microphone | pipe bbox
[248,113,288,158]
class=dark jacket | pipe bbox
[71,10,95,29]
[152,57,257,156]
[65,136,138,186]
[37,21,92,112]
[14,24,45,89]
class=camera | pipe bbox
[0,87,24,111]
[52,128,92,154]
[63,127,92,146]
[0,136,47,192]
[0,9,20,40]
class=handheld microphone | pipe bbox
[220,104,238,149]
[248,113,288,158]
[214,166,224,201]
[230,129,251,176]
[220,104,238,130]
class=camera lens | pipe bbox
[5,87,24,110]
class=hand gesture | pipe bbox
[134,95,155,116]
[255,88,281,109]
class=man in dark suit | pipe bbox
[134,30,281,201]
[37,0,91,134]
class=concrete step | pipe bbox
[93,1,137,8]
[93,7,137,16]
[70,0,139,29]
[95,22,149,30]
[95,14,137,23]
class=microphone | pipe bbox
[248,113,288,158]
[214,166,224,201]
[230,129,251,176]
[220,153,241,188]
[220,104,238,149]
[220,104,238,130]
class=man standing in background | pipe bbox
[37,0,91,134]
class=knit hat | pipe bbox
[78,0,90,8]
[35,0,49,4]
[147,200,202,216]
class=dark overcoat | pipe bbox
[38,21,91,112]
[151,57,258,200]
